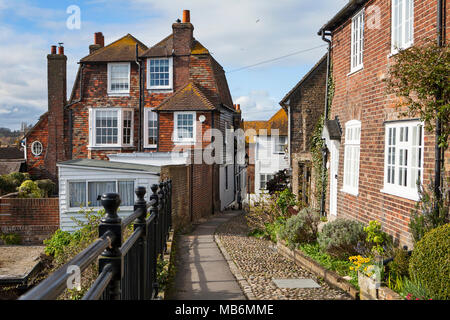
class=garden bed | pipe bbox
[276,240,359,299]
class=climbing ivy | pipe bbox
[310,60,334,207]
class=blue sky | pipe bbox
[0,0,348,130]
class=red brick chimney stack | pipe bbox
[90,32,104,53]
[172,10,194,91]
[46,45,67,181]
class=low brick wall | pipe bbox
[277,240,359,299]
[0,198,59,245]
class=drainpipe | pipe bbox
[135,44,143,152]
[434,0,444,205]
[320,30,332,217]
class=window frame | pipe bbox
[259,173,274,191]
[147,57,173,90]
[273,136,288,154]
[88,108,134,148]
[350,9,364,73]
[381,120,424,201]
[144,108,158,149]
[68,179,136,209]
[107,62,131,96]
[31,141,43,156]
[391,0,414,54]
[342,120,361,196]
[173,111,196,145]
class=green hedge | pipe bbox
[409,223,450,300]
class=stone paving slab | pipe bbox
[169,211,246,300]
[272,279,321,289]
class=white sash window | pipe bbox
[351,9,364,73]
[391,0,414,53]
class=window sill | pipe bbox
[107,92,130,97]
[340,188,359,197]
[347,65,363,76]
[380,187,419,201]
[144,145,157,149]
[147,88,173,93]
[87,145,131,150]
[173,140,195,146]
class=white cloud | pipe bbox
[234,90,279,121]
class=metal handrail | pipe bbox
[82,263,113,300]
[19,231,115,300]
[18,180,172,301]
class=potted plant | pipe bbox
[349,255,382,300]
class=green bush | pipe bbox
[275,188,296,217]
[364,220,393,256]
[0,233,22,245]
[264,217,286,243]
[43,229,79,258]
[317,219,366,259]
[0,172,31,195]
[36,179,56,197]
[408,223,450,300]
[17,180,43,198]
[278,207,320,246]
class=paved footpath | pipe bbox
[169,211,246,300]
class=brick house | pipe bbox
[243,108,289,195]
[318,0,449,247]
[279,55,327,207]
[23,10,244,221]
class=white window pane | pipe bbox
[118,181,134,206]
[87,181,116,207]
[69,182,86,207]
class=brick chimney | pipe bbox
[172,10,194,90]
[46,44,67,181]
[89,32,104,53]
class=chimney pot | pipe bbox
[182,10,190,23]
[58,46,64,55]
[51,45,57,54]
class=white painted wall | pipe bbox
[58,165,159,232]
[254,135,289,195]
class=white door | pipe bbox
[329,141,339,216]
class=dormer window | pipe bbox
[108,63,130,95]
[147,58,173,90]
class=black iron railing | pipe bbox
[19,180,172,300]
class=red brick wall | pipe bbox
[26,115,49,179]
[327,0,449,247]
[0,198,59,244]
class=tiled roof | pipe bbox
[243,108,288,143]
[0,147,24,160]
[154,82,217,112]
[140,35,209,58]
[80,34,148,63]
[140,34,173,58]
[0,161,25,175]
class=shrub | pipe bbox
[43,229,78,258]
[0,233,22,245]
[408,223,450,300]
[364,220,393,256]
[275,188,297,217]
[278,207,320,246]
[17,180,43,198]
[388,248,410,279]
[318,219,366,259]
[36,179,56,197]
[264,217,286,243]
[409,179,449,243]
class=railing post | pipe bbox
[149,184,159,298]
[158,181,165,255]
[134,186,147,300]
[99,193,123,300]
[167,179,172,230]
